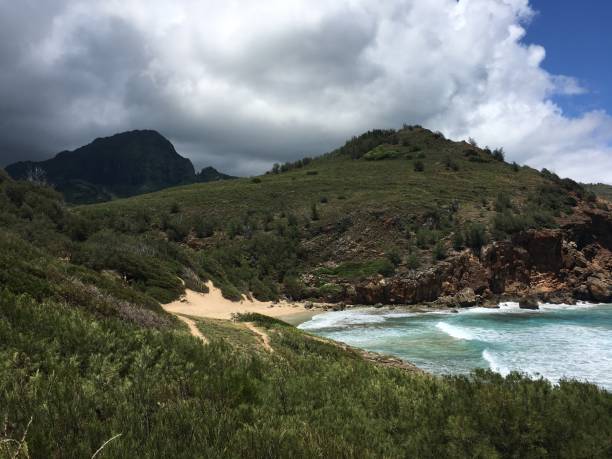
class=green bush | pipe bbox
[432,241,447,261]
[407,253,420,269]
[363,145,401,161]
[464,223,488,252]
[452,231,464,251]
[414,160,425,172]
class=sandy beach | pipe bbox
[163,281,322,325]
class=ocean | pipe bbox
[299,302,612,390]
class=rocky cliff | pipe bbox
[310,204,612,307]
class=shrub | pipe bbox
[195,219,215,238]
[492,211,532,237]
[511,161,520,172]
[492,148,505,161]
[407,253,420,269]
[414,160,425,172]
[443,156,459,171]
[251,177,262,183]
[452,231,464,251]
[283,276,305,300]
[494,192,512,211]
[464,223,488,252]
[416,228,434,248]
[432,242,447,261]
[170,201,181,214]
[386,250,402,267]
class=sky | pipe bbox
[0,0,610,183]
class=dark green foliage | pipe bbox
[443,156,459,171]
[432,241,447,261]
[407,253,420,269]
[464,223,488,252]
[2,291,611,458]
[251,177,262,183]
[494,192,512,211]
[6,130,198,204]
[529,183,577,215]
[452,231,464,251]
[414,160,425,172]
[416,228,439,248]
[386,249,402,267]
[268,156,314,174]
[492,147,505,161]
[332,129,397,159]
[512,161,520,172]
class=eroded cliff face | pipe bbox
[313,205,612,307]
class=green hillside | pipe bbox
[1,133,611,456]
[76,126,598,302]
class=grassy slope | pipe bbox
[2,294,611,457]
[76,127,576,300]
[82,128,546,229]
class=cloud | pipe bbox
[0,0,610,182]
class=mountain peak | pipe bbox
[5,130,235,203]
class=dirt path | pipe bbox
[175,314,209,344]
[244,323,274,353]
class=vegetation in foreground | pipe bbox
[1,292,611,458]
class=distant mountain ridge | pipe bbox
[5,130,235,203]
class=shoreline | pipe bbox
[164,283,609,328]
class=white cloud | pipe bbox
[0,0,610,182]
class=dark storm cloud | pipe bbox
[0,0,610,181]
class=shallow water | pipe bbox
[299,302,612,390]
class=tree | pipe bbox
[465,223,488,253]
[492,148,505,162]
[452,231,464,251]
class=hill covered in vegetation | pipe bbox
[78,125,612,306]
[1,127,611,456]
[5,130,235,204]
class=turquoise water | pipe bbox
[299,302,612,390]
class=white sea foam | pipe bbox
[298,309,386,330]
[482,349,510,376]
[435,322,474,340]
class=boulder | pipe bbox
[587,276,612,302]
[519,296,539,310]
